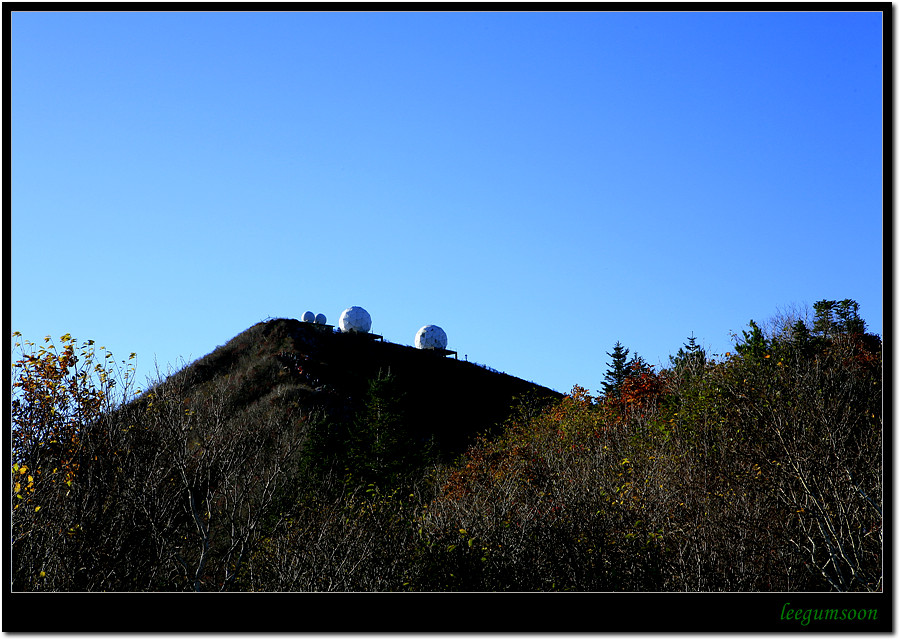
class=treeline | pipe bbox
[11,300,881,591]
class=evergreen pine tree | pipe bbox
[812,300,837,339]
[834,299,866,335]
[669,333,707,376]
[812,299,866,339]
[602,341,630,400]
[627,353,652,377]
[790,318,814,355]
[348,370,411,487]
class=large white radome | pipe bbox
[339,306,372,333]
[415,325,448,350]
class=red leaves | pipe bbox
[619,364,664,408]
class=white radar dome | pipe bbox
[301,311,316,323]
[415,325,448,350]
[315,313,327,325]
[339,306,372,333]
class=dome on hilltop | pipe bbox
[339,306,372,333]
[415,325,448,350]
[302,311,316,323]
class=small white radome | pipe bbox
[339,306,372,333]
[315,313,327,325]
[415,325,448,350]
[301,311,316,323]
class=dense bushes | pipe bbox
[11,333,309,591]
[412,302,882,591]
[11,301,881,591]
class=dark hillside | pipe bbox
[8,318,560,591]
[155,317,561,460]
[10,300,881,597]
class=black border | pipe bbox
[4,2,892,635]
[3,591,893,632]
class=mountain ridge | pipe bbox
[152,317,563,461]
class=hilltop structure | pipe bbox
[415,324,456,358]
[338,306,382,341]
[167,317,560,458]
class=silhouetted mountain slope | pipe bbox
[153,317,562,461]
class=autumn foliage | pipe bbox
[414,301,881,591]
[10,300,882,592]
[11,333,139,589]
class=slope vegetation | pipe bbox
[11,301,881,597]
[161,317,561,459]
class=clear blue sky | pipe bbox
[11,10,884,395]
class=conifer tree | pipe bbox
[627,353,652,377]
[602,341,630,399]
[834,298,866,335]
[348,370,435,488]
[790,319,814,356]
[669,333,706,376]
[812,300,837,339]
[812,299,866,339]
